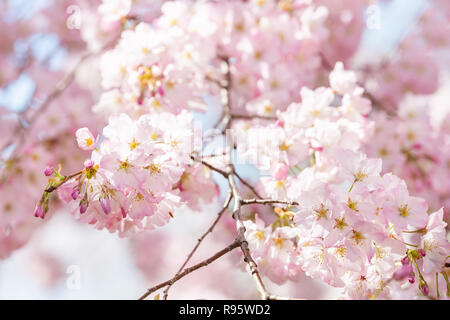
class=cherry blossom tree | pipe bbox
[1,0,449,300]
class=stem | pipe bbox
[139,54,306,301]
[241,198,299,206]
[190,155,228,178]
[138,240,240,300]
[234,171,263,199]
[441,272,450,297]
[45,171,83,193]
[162,192,233,299]
[231,113,277,121]
[436,272,440,298]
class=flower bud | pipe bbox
[84,159,94,170]
[408,275,415,284]
[393,264,413,281]
[44,166,54,177]
[100,196,111,215]
[79,199,88,214]
[121,207,127,218]
[71,188,80,200]
[419,280,429,295]
[401,256,410,266]
[418,249,426,257]
[34,205,45,219]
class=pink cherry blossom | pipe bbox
[0,0,449,301]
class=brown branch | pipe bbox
[229,169,301,300]
[215,55,233,133]
[216,55,289,300]
[44,170,83,193]
[241,198,299,206]
[234,171,263,199]
[138,239,240,300]
[139,54,303,301]
[227,165,272,299]
[162,191,233,299]
[231,113,277,121]
[200,151,227,159]
[190,155,228,178]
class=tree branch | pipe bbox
[190,155,228,178]
[139,54,301,301]
[241,198,299,206]
[138,239,240,300]
[231,113,277,121]
[162,191,233,299]
[234,171,263,199]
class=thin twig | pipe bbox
[219,55,280,300]
[234,171,263,199]
[228,170,271,300]
[162,191,233,299]
[44,170,83,193]
[190,155,228,178]
[139,54,300,300]
[231,113,277,121]
[241,198,299,206]
[138,239,240,300]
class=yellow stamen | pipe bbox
[398,204,410,218]
[313,203,329,220]
[347,198,359,212]
[334,217,348,230]
[129,138,140,151]
[351,230,365,245]
[335,247,346,258]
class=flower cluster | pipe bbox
[93,0,337,121]
[49,111,216,235]
[366,95,450,224]
[239,64,450,298]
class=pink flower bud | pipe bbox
[418,249,426,257]
[393,264,413,281]
[84,159,94,169]
[411,142,422,150]
[80,201,88,214]
[44,166,54,177]
[408,275,415,284]
[34,205,45,219]
[71,188,80,200]
[401,256,410,265]
[100,196,111,215]
[419,281,429,295]
[121,207,127,219]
